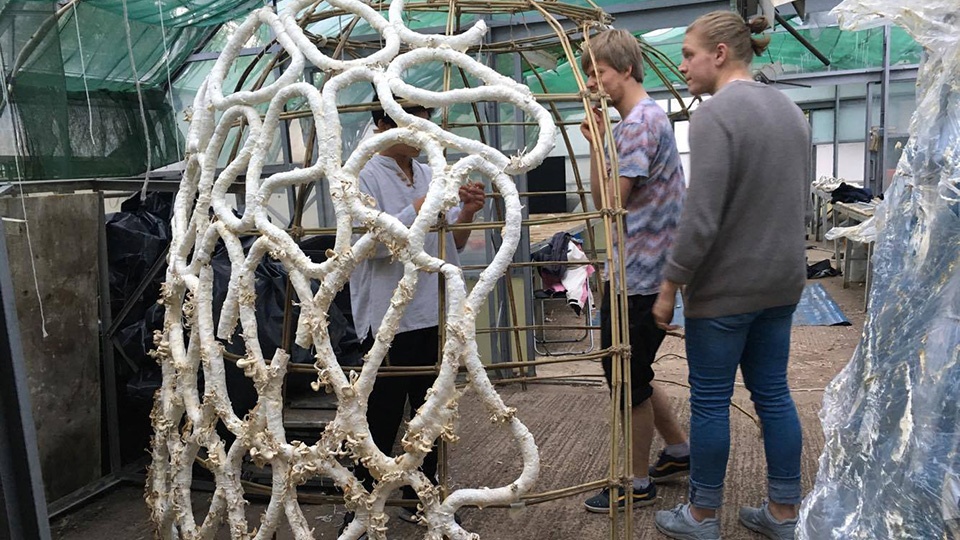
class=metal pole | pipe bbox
[0,220,53,540]
[832,86,840,179]
[864,82,873,189]
[97,195,122,475]
[774,13,830,67]
[484,53,504,368]
[514,53,536,377]
[270,2,295,220]
[879,23,891,195]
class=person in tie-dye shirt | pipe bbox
[579,29,690,514]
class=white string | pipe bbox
[0,54,49,338]
[157,0,183,163]
[118,0,154,200]
[71,3,96,145]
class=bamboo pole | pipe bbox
[433,0,457,505]
[576,26,632,538]
[235,475,610,509]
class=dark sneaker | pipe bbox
[739,501,797,539]
[398,506,420,524]
[654,503,721,540]
[649,450,691,482]
[583,482,657,513]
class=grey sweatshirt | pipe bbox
[663,80,810,318]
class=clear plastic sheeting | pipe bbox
[824,215,878,243]
[798,1,960,539]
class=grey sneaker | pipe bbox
[654,503,721,540]
[739,501,797,540]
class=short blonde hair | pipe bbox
[581,29,645,83]
[687,11,771,64]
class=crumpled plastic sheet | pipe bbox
[824,215,878,243]
[813,175,863,194]
[797,1,960,539]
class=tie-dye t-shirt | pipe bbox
[608,98,686,296]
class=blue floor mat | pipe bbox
[669,283,850,328]
[793,283,852,326]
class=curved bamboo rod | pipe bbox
[576,24,634,538]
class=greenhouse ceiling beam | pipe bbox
[201,0,842,54]
[186,45,281,63]
[484,0,842,43]
[179,0,845,66]
[325,0,736,47]
[486,0,728,41]
[644,63,918,102]
[777,63,917,87]
[0,164,295,195]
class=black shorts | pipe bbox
[600,284,665,407]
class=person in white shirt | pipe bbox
[345,104,484,530]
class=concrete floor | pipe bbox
[50,246,866,540]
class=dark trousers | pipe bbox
[357,326,440,499]
[600,284,665,406]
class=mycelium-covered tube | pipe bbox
[147,0,556,537]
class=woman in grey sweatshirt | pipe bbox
[652,11,810,540]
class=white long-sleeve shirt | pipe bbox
[349,154,461,341]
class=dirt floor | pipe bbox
[50,244,865,540]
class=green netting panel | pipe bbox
[200,18,275,52]
[85,0,265,27]
[62,88,183,176]
[523,21,922,94]
[1,1,186,180]
[760,23,921,72]
[0,1,71,180]
[58,3,212,92]
[199,0,378,54]
[636,19,922,78]
[199,0,483,54]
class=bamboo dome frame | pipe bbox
[180,1,695,538]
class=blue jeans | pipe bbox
[686,304,802,509]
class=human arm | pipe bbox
[652,279,680,330]
[581,106,640,210]
[583,106,612,210]
[453,182,484,250]
[661,108,733,285]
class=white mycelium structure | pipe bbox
[145,0,556,538]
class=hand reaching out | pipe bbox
[459,182,486,216]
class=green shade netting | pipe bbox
[199,4,480,53]
[196,7,922,130]
[57,3,212,92]
[0,0,926,181]
[85,0,265,27]
[528,22,922,93]
[0,0,195,180]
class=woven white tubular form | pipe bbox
[146,0,556,538]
